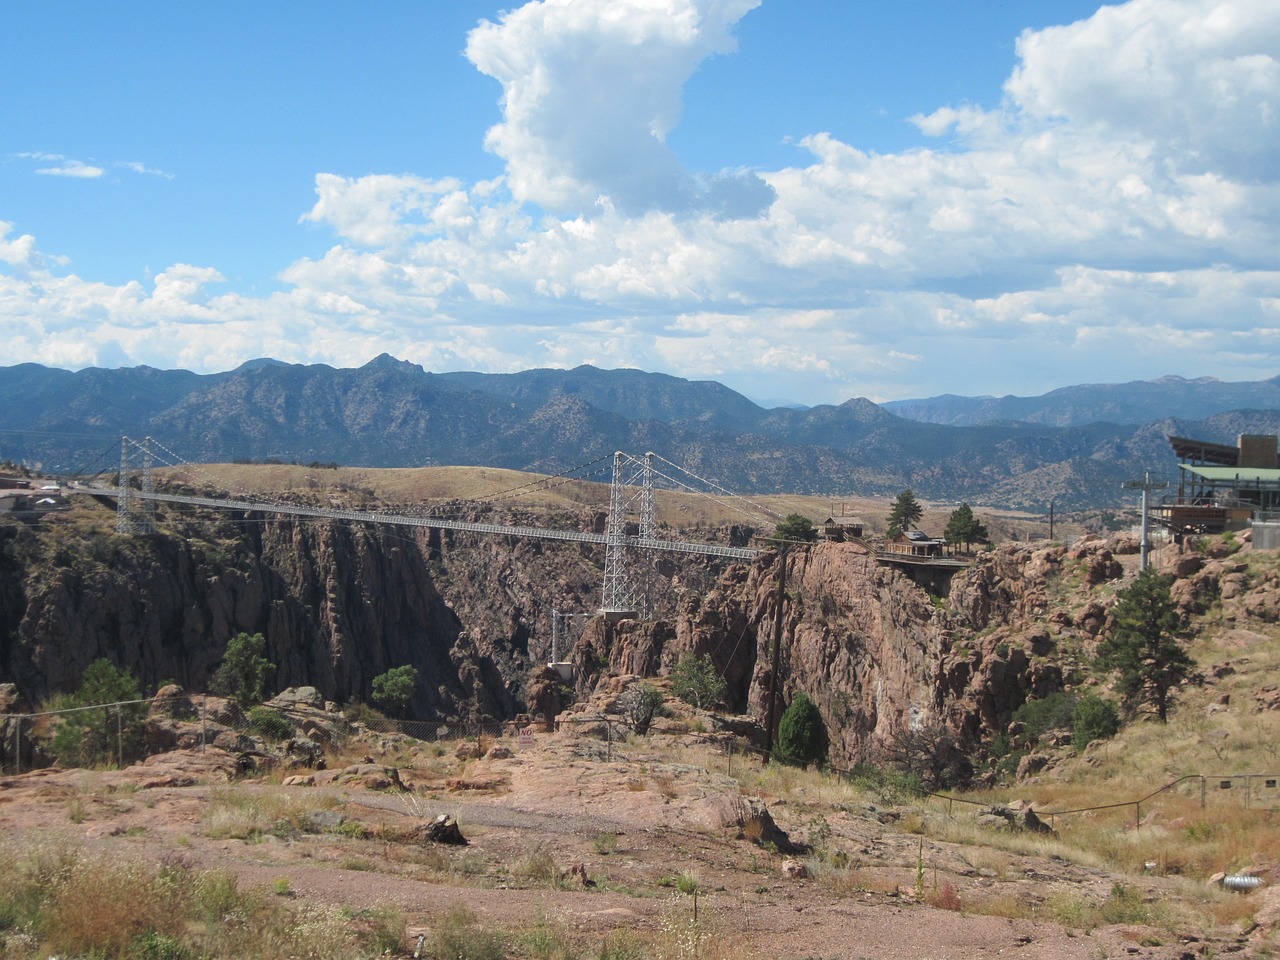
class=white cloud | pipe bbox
[1004,0,1280,181]
[0,222,37,268]
[464,0,772,217]
[300,173,468,247]
[3,0,1280,405]
[118,161,175,179]
[35,159,104,178]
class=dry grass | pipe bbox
[510,847,564,887]
[820,861,905,897]
[203,785,340,841]
[146,461,1061,541]
[0,836,384,960]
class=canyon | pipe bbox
[10,482,1275,773]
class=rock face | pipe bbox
[5,495,1272,775]
[0,509,1125,770]
[574,539,1066,768]
[0,505,655,720]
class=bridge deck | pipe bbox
[79,486,759,561]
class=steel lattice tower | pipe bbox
[116,436,134,534]
[116,436,155,535]
[601,451,635,617]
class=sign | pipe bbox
[518,726,535,750]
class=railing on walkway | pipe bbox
[927,771,1280,826]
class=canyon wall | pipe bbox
[10,498,1245,773]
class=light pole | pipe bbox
[1123,472,1168,571]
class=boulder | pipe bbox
[695,794,799,852]
[410,814,467,845]
[267,686,325,709]
[781,859,809,879]
[119,747,240,787]
[977,802,1055,835]
[1255,686,1280,712]
[333,763,406,790]
[149,685,197,720]
[1016,753,1049,780]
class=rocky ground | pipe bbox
[1,711,1271,960]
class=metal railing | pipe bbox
[927,771,1280,827]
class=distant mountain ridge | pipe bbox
[2,359,1278,511]
[882,374,1280,427]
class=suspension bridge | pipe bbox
[80,436,776,620]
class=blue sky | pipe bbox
[3,0,1277,406]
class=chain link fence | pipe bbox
[6,698,1278,829]
[0,696,632,776]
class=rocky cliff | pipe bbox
[576,540,995,767]
[0,498,710,720]
[577,530,1280,771]
[6,495,1277,777]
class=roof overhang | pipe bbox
[1180,464,1280,485]
[1169,435,1239,465]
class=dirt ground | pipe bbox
[0,730,1260,960]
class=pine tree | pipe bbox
[774,514,818,543]
[777,692,828,765]
[211,632,274,705]
[886,489,923,539]
[944,502,989,550]
[1096,569,1195,722]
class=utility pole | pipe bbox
[765,543,789,757]
[1123,472,1168,571]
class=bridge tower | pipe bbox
[601,452,636,619]
[601,451,657,620]
[116,436,155,535]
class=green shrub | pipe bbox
[846,763,925,802]
[428,905,506,960]
[773,514,818,542]
[620,683,664,735]
[371,665,419,718]
[247,706,294,742]
[777,692,828,765]
[669,652,727,711]
[1011,690,1076,742]
[1071,694,1120,753]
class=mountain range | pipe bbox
[882,374,1280,426]
[2,359,1277,511]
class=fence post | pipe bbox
[116,705,124,769]
[201,699,207,753]
[1134,801,1140,830]
[1200,775,1206,810]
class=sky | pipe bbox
[2,0,1278,407]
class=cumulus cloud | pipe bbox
[1005,0,1280,181]
[300,173,469,247]
[464,0,774,218]
[0,222,38,268]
